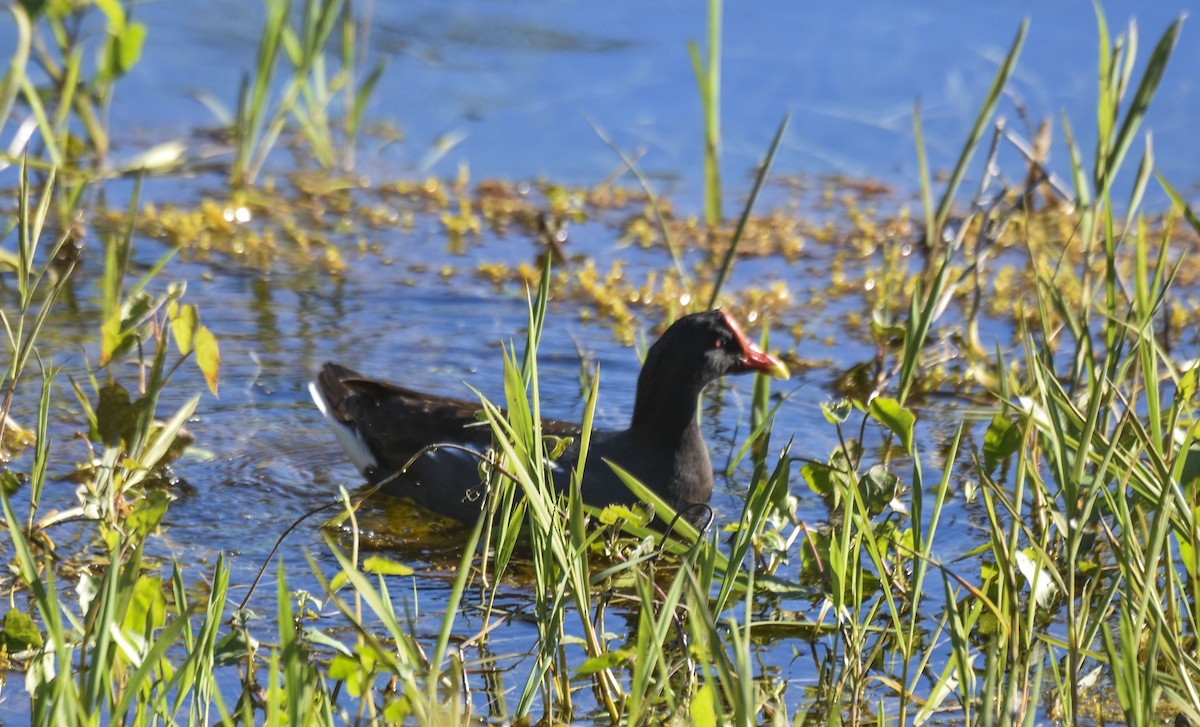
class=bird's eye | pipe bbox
[714,338,724,348]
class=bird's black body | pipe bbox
[310,310,789,525]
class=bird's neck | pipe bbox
[629,371,704,446]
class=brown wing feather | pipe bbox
[316,363,581,476]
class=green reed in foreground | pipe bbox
[0,160,227,724]
[1,3,1200,725]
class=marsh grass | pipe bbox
[1,1,1200,725]
[230,0,385,187]
[224,0,391,184]
[0,157,227,724]
[1,0,382,191]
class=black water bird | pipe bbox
[310,310,789,525]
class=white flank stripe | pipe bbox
[308,381,379,473]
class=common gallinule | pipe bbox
[310,310,789,525]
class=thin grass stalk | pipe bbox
[932,20,1026,237]
[311,542,434,721]
[706,112,788,310]
[233,0,288,185]
[626,554,691,721]
[713,446,789,614]
[688,0,722,228]
[162,555,233,724]
[340,0,357,171]
[896,252,951,405]
[18,75,61,165]
[1094,15,1180,202]
[584,114,691,296]
[898,424,960,725]
[0,5,32,150]
[472,275,622,721]
[428,485,490,714]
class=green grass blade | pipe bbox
[934,20,1027,231]
[0,5,31,142]
[1097,16,1180,199]
[707,111,789,309]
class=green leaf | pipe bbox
[116,21,146,75]
[93,0,125,26]
[869,396,915,454]
[329,647,376,697]
[328,653,359,689]
[362,556,414,577]
[0,472,21,496]
[821,399,852,425]
[168,301,197,355]
[194,325,220,396]
[690,683,718,727]
[982,413,1023,475]
[127,490,171,540]
[382,697,413,723]
[213,628,256,667]
[101,292,154,366]
[576,648,631,675]
[123,574,166,638]
[861,464,899,514]
[596,503,649,527]
[802,461,834,497]
[95,382,136,446]
[100,311,126,366]
[0,609,43,650]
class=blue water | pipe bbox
[110,0,1200,206]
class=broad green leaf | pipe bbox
[127,490,171,540]
[802,461,834,497]
[821,399,852,425]
[101,292,154,365]
[576,648,631,675]
[861,464,900,514]
[95,382,135,446]
[869,396,915,454]
[195,325,220,396]
[117,21,146,74]
[328,654,364,696]
[0,472,20,495]
[690,683,718,727]
[596,503,649,527]
[982,413,1023,475]
[382,697,413,723]
[100,311,125,366]
[168,301,197,355]
[123,574,166,638]
[213,628,256,667]
[329,646,376,697]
